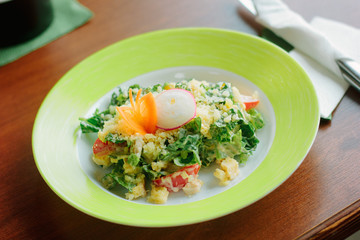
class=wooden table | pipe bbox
[1,0,360,239]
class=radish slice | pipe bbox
[155,89,196,130]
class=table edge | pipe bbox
[296,198,360,240]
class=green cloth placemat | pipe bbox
[0,0,93,67]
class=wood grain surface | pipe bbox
[1,0,360,239]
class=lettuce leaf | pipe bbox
[161,128,202,167]
[79,109,110,133]
[208,115,262,165]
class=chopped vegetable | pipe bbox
[153,164,200,192]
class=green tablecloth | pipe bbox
[0,0,93,67]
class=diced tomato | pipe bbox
[240,95,260,110]
[92,138,116,156]
[153,164,200,192]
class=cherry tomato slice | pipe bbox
[240,95,260,110]
[92,138,116,156]
[153,164,200,192]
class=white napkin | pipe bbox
[252,0,360,119]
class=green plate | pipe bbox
[32,28,319,227]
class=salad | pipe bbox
[79,79,264,204]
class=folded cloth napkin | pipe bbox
[0,0,93,67]
[253,0,360,119]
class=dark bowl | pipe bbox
[0,0,53,47]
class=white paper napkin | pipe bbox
[252,0,360,119]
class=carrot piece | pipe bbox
[135,89,142,102]
[122,109,146,134]
[116,88,157,135]
[117,106,147,135]
[129,89,135,110]
[139,93,157,134]
[134,89,142,119]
